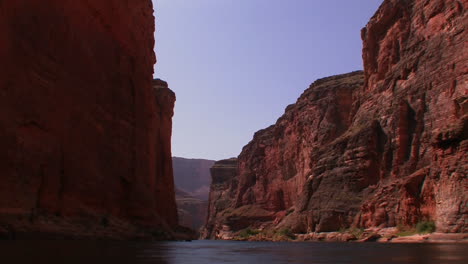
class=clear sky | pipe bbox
[152,0,384,161]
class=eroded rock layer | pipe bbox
[0,1,178,239]
[203,0,467,239]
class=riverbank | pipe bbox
[219,227,468,243]
[296,231,468,243]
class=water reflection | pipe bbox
[161,241,468,264]
[0,241,169,264]
[1,240,467,264]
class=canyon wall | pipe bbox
[0,0,178,239]
[176,188,208,232]
[173,157,215,231]
[203,158,239,239]
[203,0,467,239]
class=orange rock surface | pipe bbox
[204,0,467,239]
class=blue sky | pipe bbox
[152,0,384,160]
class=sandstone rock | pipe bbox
[204,0,467,239]
[201,158,239,238]
[427,232,468,242]
[358,0,467,233]
[0,1,178,239]
[390,235,430,243]
[201,72,365,239]
[359,233,382,242]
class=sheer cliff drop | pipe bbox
[0,0,178,238]
[203,0,467,239]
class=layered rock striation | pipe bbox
[0,1,178,239]
[203,0,467,239]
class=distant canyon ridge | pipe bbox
[203,0,467,239]
[172,157,214,231]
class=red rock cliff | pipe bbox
[0,0,178,239]
[204,0,467,239]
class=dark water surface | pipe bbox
[1,240,467,264]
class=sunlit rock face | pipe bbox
[0,0,178,239]
[204,0,467,239]
[357,0,467,233]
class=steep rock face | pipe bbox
[202,158,241,239]
[0,1,178,238]
[202,73,366,239]
[356,0,467,233]
[204,0,467,238]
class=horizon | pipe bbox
[153,0,384,160]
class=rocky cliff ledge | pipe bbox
[0,1,178,239]
[203,0,467,240]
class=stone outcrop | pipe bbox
[202,158,240,239]
[203,0,467,239]
[0,1,178,239]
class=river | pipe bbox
[1,240,467,263]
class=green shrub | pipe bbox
[238,228,260,238]
[277,228,296,240]
[396,223,406,232]
[396,229,417,237]
[338,227,364,236]
[396,221,436,236]
[349,227,365,239]
[416,221,436,234]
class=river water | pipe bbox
[1,240,467,264]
